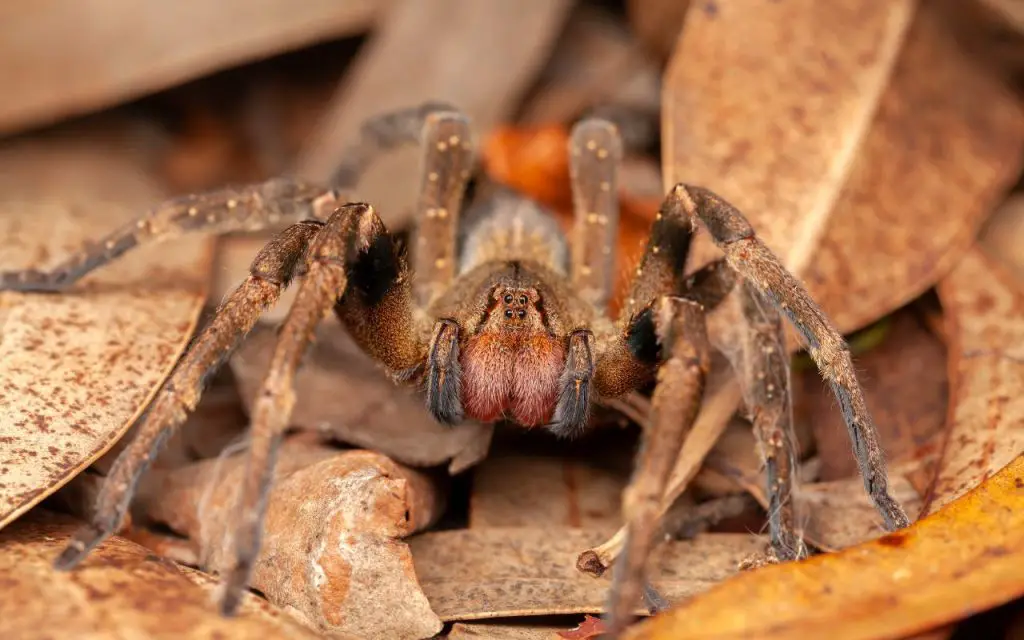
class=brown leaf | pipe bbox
[450,621,572,640]
[410,528,764,620]
[979,194,1024,283]
[556,614,607,639]
[0,1,380,135]
[231,324,494,471]
[297,0,573,221]
[796,309,948,481]
[517,5,661,125]
[144,441,444,639]
[469,454,627,529]
[927,249,1024,515]
[0,122,212,530]
[0,512,319,639]
[623,454,1024,640]
[803,1,1024,334]
[667,0,915,275]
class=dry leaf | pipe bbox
[557,615,607,639]
[0,1,380,135]
[626,0,691,61]
[144,441,444,640]
[624,454,1024,640]
[0,511,318,639]
[469,454,628,529]
[0,122,212,530]
[517,5,661,125]
[231,324,494,472]
[796,309,948,481]
[927,249,1024,515]
[979,194,1024,282]
[803,1,1024,334]
[450,621,573,640]
[667,0,915,274]
[411,528,763,620]
[297,0,573,220]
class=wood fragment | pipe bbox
[0,122,212,530]
[144,441,444,640]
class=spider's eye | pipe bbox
[517,310,526,319]
[504,294,513,304]
[504,309,514,318]
[518,295,527,305]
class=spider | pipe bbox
[1,103,909,636]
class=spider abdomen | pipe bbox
[461,331,564,427]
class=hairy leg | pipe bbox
[426,318,463,424]
[663,183,910,530]
[2,103,456,293]
[220,204,402,614]
[550,329,596,437]
[737,280,806,560]
[606,296,710,636]
[411,111,474,306]
[54,220,323,569]
[568,118,622,312]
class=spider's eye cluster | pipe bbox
[503,309,526,319]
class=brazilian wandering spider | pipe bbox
[0,103,909,635]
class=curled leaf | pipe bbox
[143,441,444,640]
[623,455,1024,640]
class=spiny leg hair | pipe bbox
[665,184,910,531]
[0,103,458,292]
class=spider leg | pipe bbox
[737,280,806,560]
[426,318,464,424]
[1,103,457,293]
[568,118,623,313]
[411,111,474,306]
[54,219,324,570]
[219,204,397,614]
[606,296,710,636]
[664,184,910,530]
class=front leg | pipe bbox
[664,183,910,531]
[605,296,711,636]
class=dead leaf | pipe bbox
[231,324,494,471]
[0,511,319,639]
[979,194,1024,282]
[803,1,1024,334]
[796,309,948,481]
[469,455,628,529]
[297,0,573,221]
[556,614,607,639]
[450,621,571,639]
[0,122,213,530]
[668,0,915,275]
[411,528,764,620]
[0,1,381,135]
[517,5,661,125]
[144,441,444,640]
[626,0,691,62]
[927,249,1024,515]
[623,454,1024,640]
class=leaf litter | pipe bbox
[142,440,444,640]
[0,122,213,531]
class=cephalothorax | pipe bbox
[1,104,909,636]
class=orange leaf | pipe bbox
[624,454,1024,640]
